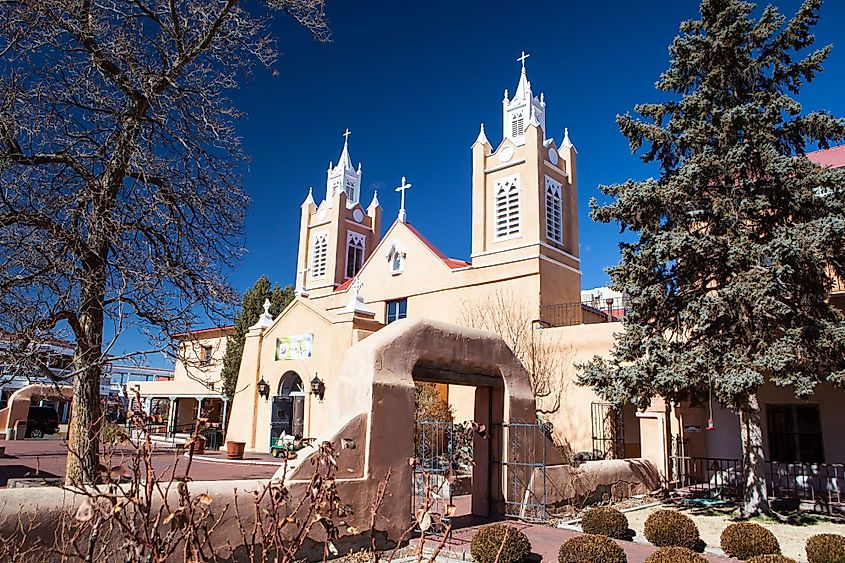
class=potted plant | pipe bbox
[226,440,246,460]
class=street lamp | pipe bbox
[256,377,270,401]
[310,373,325,401]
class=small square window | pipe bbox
[386,299,407,324]
[199,345,213,365]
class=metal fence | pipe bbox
[495,421,550,523]
[670,455,844,507]
[540,297,627,327]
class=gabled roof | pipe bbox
[807,145,845,169]
[404,223,471,269]
[333,221,470,293]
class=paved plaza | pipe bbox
[0,438,281,486]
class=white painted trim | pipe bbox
[485,159,526,174]
[471,240,580,263]
[543,161,568,178]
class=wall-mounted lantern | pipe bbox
[257,377,270,401]
[310,373,325,401]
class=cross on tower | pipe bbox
[342,128,351,143]
[395,176,411,223]
[517,50,530,71]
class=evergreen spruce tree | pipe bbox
[221,276,294,399]
[578,0,845,516]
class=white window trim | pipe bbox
[345,231,366,279]
[544,175,563,245]
[494,174,521,241]
[385,241,406,275]
[310,231,328,279]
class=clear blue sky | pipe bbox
[233,0,845,291]
[131,0,845,366]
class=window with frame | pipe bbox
[386,299,407,324]
[345,232,365,279]
[766,404,824,462]
[345,179,357,202]
[310,232,328,279]
[199,345,213,365]
[545,175,563,244]
[495,175,521,239]
[511,112,524,138]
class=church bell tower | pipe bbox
[470,53,581,312]
[295,131,382,299]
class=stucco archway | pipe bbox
[0,384,73,439]
[280,318,561,541]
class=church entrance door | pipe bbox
[270,372,305,447]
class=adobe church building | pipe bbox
[140,55,845,496]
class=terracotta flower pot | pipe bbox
[193,435,206,455]
[226,440,246,460]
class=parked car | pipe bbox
[26,406,60,439]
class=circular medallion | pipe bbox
[499,146,514,163]
[548,148,559,166]
[352,208,365,222]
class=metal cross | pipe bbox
[395,176,411,223]
[342,128,351,143]
[517,50,530,71]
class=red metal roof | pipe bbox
[171,325,235,339]
[404,223,471,269]
[806,145,845,169]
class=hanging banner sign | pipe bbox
[275,334,314,360]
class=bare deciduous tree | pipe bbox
[0,0,330,483]
[459,290,571,418]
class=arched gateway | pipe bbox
[281,318,563,540]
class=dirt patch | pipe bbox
[624,502,845,562]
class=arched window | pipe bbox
[544,175,563,244]
[494,175,521,240]
[345,231,366,279]
[278,371,304,396]
[310,232,328,279]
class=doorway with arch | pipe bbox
[270,371,305,448]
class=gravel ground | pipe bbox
[624,503,845,562]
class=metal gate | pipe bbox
[411,421,472,534]
[495,421,550,523]
[591,402,625,460]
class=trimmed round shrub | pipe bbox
[470,524,531,563]
[643,510,700,550]
[720,522,780,559]
[558,534,627,563]
[644,547,707,563]
[806,533,845,563]
[747,556,796,563]
[581,507,629,539]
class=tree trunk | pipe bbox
[739,392,771,517]
[65,271,106,485]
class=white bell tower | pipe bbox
[502,51,546,146]
[326,128,362,207]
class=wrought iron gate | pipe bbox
[591,402,625,460]
[411,421,472,534]
[495,421,550,523]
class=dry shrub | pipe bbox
[644,546,707,563]
[558,534,627,563]
[643,510,700,550]
[581,506,629,539]
[720,522,780,559]
[806,533,845,563]
[747,555,796,563]
[470,524,531,563]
